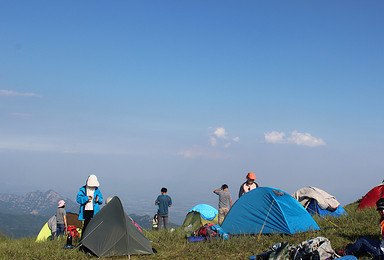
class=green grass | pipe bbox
[0,203,381,259]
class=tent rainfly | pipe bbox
[358,183,384,210]
[221,187,320,235]
[78,196,153,257]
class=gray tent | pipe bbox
[78,196,153,257]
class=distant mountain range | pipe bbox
[0,190,78,238]
[0,190,78,216]
[0,190,177,238]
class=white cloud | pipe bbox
[180,127,240,159]
[210,137,217,147]
[288,131,326,147]
[0,89,41,97]
[214,127,227,139]
[265,131,285,144]
[209,127,239,148]
[265,130,326,147]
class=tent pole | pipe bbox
[257,199,276,240]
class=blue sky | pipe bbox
[1,1,383,223]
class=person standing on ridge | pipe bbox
[155,187,172,230]
[77,174,103,234]
[238,172,259,198]
[56,200,67,238]
[213,184,232,225]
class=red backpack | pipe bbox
[195,223,217,237]
[67,226,80,240]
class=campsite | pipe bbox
[0,201,379,259]
[1,1,382,259]
[0,187,383,259]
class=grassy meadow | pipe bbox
[0,202,380,259]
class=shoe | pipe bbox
[336,249,346,256]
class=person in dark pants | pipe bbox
[77,174,103,235]
[155,187,172,230]
[341,198,384,258]
[56,200,67,238]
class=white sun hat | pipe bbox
[86,174,100,187]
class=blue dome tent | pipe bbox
[221,187,320,235]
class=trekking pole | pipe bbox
[257,199,276,240]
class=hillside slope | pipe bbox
[0,212,46,238]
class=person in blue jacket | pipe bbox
[77,174,103,234]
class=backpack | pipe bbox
[292,237,335,260]
[267,242,295,260]
[67,226,80,240]
[195,223,217,237]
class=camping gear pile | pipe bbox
[187,223,229,242]
[249,236,337,260]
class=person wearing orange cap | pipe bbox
[238,172,259,198]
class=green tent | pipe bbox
[78,196,153,257]
[182,204,218,230]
